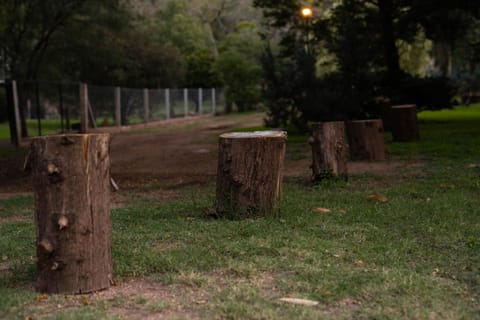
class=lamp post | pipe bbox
[301,7,313,54]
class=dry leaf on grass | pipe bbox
[338,209,347,214]
[367,193,388,203]
[36,294,49,303]
[81,296,92,305]
[313,207,331,213]
[279,297,319,306]
[353,260,364,267]
[468,163,477,168]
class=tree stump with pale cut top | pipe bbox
[215,131,286,218]
[30,134,112,294]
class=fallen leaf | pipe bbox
[24,316,34,320]
[468,163,477,168]
[439,183,450,189]
[36,294,48,303]
[81,296,92,305]
[314,207,331,213]
[354,260,364,267]
[279,297,319,306]
[367,193,388,203]
[196,299,208,304]
[338,209,347,214]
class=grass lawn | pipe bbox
[0,106,479,319]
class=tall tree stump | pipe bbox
[345,119,386,160]
[390,104,419,141]
[215,131,286,218]
[309,122,348,181]
[30,134,112,294]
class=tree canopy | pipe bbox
[254,0,480,127]
[1,0,480,119]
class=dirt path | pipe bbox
[0,112,423,196]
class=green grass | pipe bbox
[1,106,479,319]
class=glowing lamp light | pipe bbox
[301,7,313,18]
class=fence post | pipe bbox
[115,87,121,127]
[184,88,188,117]
[11,80,22,145]
[79,83,88,133]
[198,88,203,114]
[165,88,170,119]
[143,88,149,123]
[212,88,216,114]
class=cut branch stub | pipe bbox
[215,131,287,218]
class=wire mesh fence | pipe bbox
[7,80,224,141]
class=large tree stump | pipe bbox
[309,122,348,181]
[30,134,112,294]
[215,131,286,218]
[345,119,386,161]
[390,104,419,141]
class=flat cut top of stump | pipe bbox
[348,119,382,123]
[391,104,416,109]
[32,133,110,140]
[220,131,287,139]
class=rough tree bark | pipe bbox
[30,133,112,294]
[309,122,348,181]
[215,131,286,218]
[345,119,386,161]
[390,104,419,141]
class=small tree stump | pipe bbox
[345,119,386,161]
[309,122,348,181]
[215,131,286,218]
[30,134,112,294]
[390,104,419,141]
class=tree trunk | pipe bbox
[390,104,419,141]
[215,131,286,218]
[381,104,393,131]
[345,119,386,161]
[378,0,401,86]
[30,133,112,294]
[309,122,348,181]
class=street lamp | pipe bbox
[301,7,313,54]
[301,7,313,18]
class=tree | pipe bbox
[153,0,211,55]
[215,21,263,112]
[0,0,87,80]
[184,50,221,88]
[254,0,479,128]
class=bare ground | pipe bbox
[0,112,423,198]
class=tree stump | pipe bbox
[30,134,112,294]
[390,104,419,141]
[345,119,386,161]
[309,122,348,181]
[215,131,286,218]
